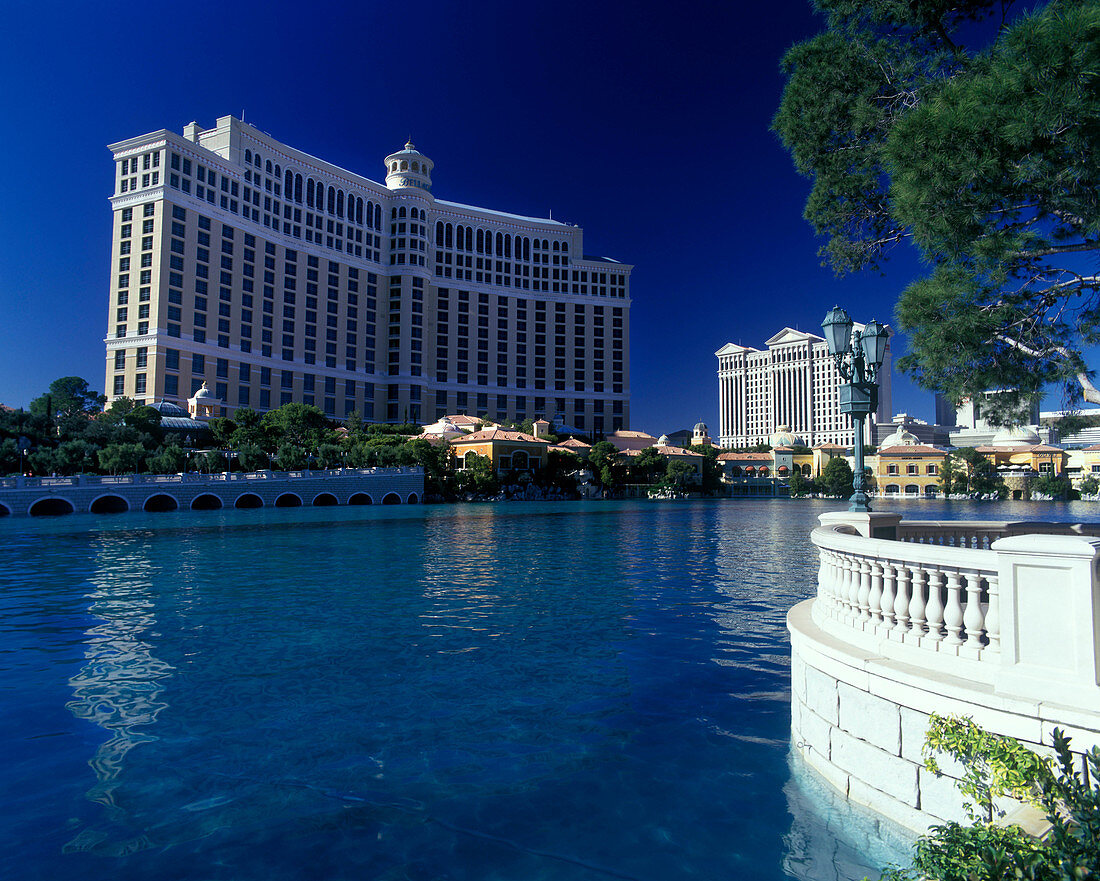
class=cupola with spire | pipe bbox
[384,140,434,193]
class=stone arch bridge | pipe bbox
[0,467,424,517]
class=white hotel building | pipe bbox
[715,327,892,449]
[104,115,632,433]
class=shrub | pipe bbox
[882,717,1100,881]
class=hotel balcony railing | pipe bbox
[810,515,1100,708]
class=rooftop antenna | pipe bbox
[241,109,246,122]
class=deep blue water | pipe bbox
[1,497,1094,881]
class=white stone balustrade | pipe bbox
[812,516,1100,697]
[792,511,1100,834]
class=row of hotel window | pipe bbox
[127,148,621,297]
[115,204,622,391]
[121,148,383,260]
[116,204,378,370]
[885,464,938,475]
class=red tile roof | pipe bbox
[452,429,549,444]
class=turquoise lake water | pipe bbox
[2,497,1094,880]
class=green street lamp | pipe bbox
[822,307,890,512]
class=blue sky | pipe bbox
[0,0,940,432]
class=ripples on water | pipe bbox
[2,497,1084,880]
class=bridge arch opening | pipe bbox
[312,493,338,507]
[274,493,302,508]
[348,493,373,505]
[90,495,129,514]
[381,492,401,505]
[406,492,419,504]
[144,494,179,513]
[0,502,9,517]
[29,498,75,517]
[235,493,263,509]
[191,493,223,511]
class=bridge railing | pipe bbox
[811,515,1100,707]
[0,467,422,490]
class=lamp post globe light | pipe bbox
[821,307,890,513]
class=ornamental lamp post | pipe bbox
[821,308,889,512]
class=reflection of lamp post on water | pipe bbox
[821,307,890,513]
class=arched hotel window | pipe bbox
[398,206,406,218]
[445,224,453,248]
[307,178,315,208]
[274,164,281,179]
[327,186,336,214]
[523,238,530,260]
[266,160,273,174]
[400,160,408,170]
[285,169,293,198]
[294,174,302,203]
[476,229,484,253]
[561,242,569,252]
[553,241,559,251]
[336,190,344,219]
[355,197,363,225]
[436,221,445,246]
[245,149,252,164]
[412,161,419,172]
[391,162,397,172]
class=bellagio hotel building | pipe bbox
[104,116,632,434]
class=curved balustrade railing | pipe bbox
[898,519,1100,548]
[812,516,1100,699]
[812,523,1000,663]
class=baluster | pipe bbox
[908,566,927,641]
[963,571,986,651]
[857,558,872,622]
[880,561,897,631]
[943,570,965,646]
[830,553,844,616]
[817,549,829,601]
[868,561,884,628]
[844,555,858,621]
[984,572,1000,654]
[924,567,945,643]
[893,564,911,637]
[823,550,839,614]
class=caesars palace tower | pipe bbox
[104,116,632,434]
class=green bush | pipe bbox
[882,717,1100,881]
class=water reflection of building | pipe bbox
[65,535,174,819]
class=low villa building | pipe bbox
[620,441,704,478]
[606,429,659,452]
[875,426,948,498]
[450,429,550,474]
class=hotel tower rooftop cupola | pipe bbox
[384,140,434,194]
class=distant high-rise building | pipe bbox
[715,327,892,449]
[104,115,632,433]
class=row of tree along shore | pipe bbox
[0,377,725,502]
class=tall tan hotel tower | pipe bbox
[104,116,632,433]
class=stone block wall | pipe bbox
[788,598,1100,834]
